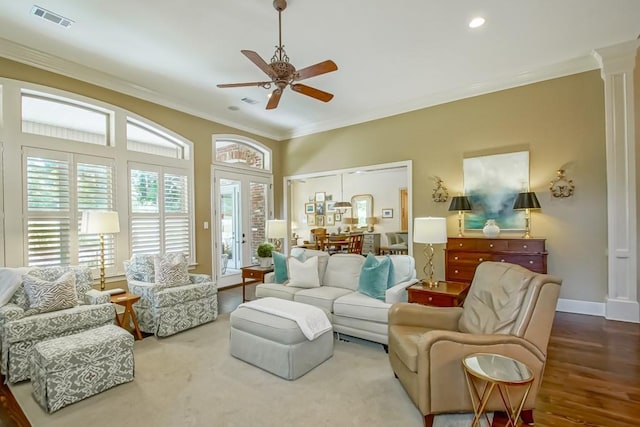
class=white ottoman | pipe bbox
[230,299,334,380]
[31,324,134,413]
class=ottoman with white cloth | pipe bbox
[30,324,134,413]
[230,297,334,380]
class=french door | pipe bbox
[213,167,272,287]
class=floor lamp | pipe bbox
[448,196,472,237]
[413,217,448,288]
[80,211,120,291]
[266,219,287,252]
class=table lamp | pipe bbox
[513,192,541,239]
[342,217,356,232]
[365,217,378,232]
[413,217,448,288]
[80,211,120,291]
[266,219,287,252]
[448,196,472,237]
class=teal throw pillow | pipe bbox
[357,253,391,301]
[386,256,396,288]
[273,252,305,284]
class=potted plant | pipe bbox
[256,242,274,267]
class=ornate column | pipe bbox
[594,39,640,322]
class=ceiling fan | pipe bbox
[217,0,338,110]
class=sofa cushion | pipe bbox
[255,283,303,301]
[22,271,78,314]
[287,256,320,288]
[323,254,364,290]
[294,286,352,314]
[333,292,391,323]
[273,252,289,284]
[381,255,416,284]
[127,254,156,282]
[357,254,392,300]
[290,248,330,284]
[154,253,190,288]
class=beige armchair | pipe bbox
[388,261,562,427]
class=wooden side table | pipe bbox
[110,292,143,340]
[463,353,534,427]
[407,281,470,307]
[240,265,274,302]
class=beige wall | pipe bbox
[0,57,282,280]
[283,71,608,303]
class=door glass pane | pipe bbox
[249,181,268,266]
[220,179,241,273]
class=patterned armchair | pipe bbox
[124,254,218,337]
[0,266,115,383]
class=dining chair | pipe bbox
[346,233,364,254]
[310,228,328,251]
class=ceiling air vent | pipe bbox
[31,5,74,28]
[241,97,259,105]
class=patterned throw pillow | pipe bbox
[22,271,78,314]
[154,253,190,288]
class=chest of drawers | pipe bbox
[362,233,381,255]
[445,237,547,283]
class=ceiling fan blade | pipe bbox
[241,50,277,79]
[217,81,272,88]
[266,88,283,110]
[295,60,338,81]
[291,84,334,102]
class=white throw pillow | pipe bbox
[154,253,190,288]
[22,271,78,314]
[287,256,320,288]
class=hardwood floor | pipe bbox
[1,284,638,427]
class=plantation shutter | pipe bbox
[25,155,71,266]
[164,173,190,256]
[130,168,160,255]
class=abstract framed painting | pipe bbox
[463,151,529,230]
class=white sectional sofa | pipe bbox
[255,248,418,345]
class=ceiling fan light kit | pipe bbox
[217,0,338,110]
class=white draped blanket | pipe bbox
[0,267,30,306]
[238,297,332,340]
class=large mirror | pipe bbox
[351,194,373,229]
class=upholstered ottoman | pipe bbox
[230,298,334,380]
[31,324,134,413]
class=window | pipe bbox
[21,90,110,145]
[127,118,190,159]
[214,138,269,170]
[130,165,192,259]
[24,149,115,268]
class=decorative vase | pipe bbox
[483,219,500,238]
[259,257,272,268]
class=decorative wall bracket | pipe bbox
[549,169,575,198]
[432,176,449,203]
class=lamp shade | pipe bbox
[413,217,447,244]
[448,196,472,212]
[333,201,352,209]
[513,192,541,210]
[342,217,357,225]
[366,217,378,225]
[266,219,287,239]
[80,211,120,234]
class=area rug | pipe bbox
[10,314,488,427]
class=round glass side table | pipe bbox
[462,353,534,427]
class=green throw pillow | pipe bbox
[357,254,391,301]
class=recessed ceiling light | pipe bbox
[228,106,240,111]
[469,17,485,29]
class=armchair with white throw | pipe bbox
[124,253,218,337]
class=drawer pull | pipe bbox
[501,259,505,262]
[454,270,459,274]
[478,258,484,262]
[428,297,433,302]
[459,243,463,247]
[489,243,494,248]
[523,244,528,249]
[529,260,534,264]
[454,256,458,260]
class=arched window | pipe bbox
[214,136,271,171]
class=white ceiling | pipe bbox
[0,1,639,141]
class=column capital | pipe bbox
[593,39,640,77]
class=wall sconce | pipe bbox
[549,169,575,198]
[513,192,541,239]
[432,176,449,203]
[448,196,472,237]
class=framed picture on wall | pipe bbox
[316,215,325,226]
[326,201,336,212]
[305,203,315,214]
[316,202,325,216]
[307,214,316,226]
[315,192,326,202]
[326,213,335,226]
[381,208,393,218]
[334,213,342,222]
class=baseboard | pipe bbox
[556,298,606,317]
